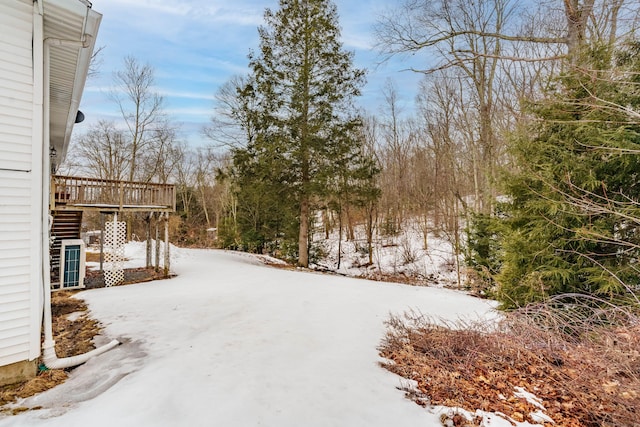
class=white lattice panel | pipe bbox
[104,215,126,287]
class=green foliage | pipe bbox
[216,217,240,250]
[218,0,378,262]
[227,142,300,254]
[464,210,505,296]
[489,41,640,309]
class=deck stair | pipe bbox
[50,210,83,286]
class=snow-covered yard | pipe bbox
[314,220,463,287]
[0,245,496,427]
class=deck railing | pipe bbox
[51,175,176,212]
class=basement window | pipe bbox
[59,239,86,289]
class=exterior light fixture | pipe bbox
[50,146,58,174]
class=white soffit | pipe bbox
[42,0,101,160]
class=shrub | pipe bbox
[379,295,640,427]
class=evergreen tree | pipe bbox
[232,0,367,266]
[226,136,299,255]
[479,41,640,309]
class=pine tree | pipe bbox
[226,145,299,254]
[487,41,640,309]
[233,0,367,266]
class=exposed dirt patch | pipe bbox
[85,251,102,263]
[84,267,171,289]
[0,291,97,410]
[356,271,441,286]
[0,268,171,411]
[259,257,442,286]
[50,292,101,358]
[0,369,65,414]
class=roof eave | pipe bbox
[42,0,102,161]
[59,9,101,161]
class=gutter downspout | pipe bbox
[40,1,119,370]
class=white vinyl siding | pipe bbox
[0,170,34,366]
[0,0,37,367]
[0,0,34,173]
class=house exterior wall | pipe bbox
[0,0,43,382]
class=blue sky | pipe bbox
[81,0,425,146]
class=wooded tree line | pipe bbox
[62,55,226,244]
[66,0,640,308]
[383,0,639,308]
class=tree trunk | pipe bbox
[337,207,342,269]
[421,213,429,250]
[453,198,462,289]
[199,181,210,227]
[345,204,355,241]
[366,203,375,265]
[323,208,330,239]
[298,196,310,267]
[563,0,595,63]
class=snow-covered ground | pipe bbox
[314,220,462,286]
[1,244,501,427]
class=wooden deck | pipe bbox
[51,175,176,212]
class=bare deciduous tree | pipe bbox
[375,0,637,217]
[73,120,130,181]
[110,56,166,182]
[203,75,258,149]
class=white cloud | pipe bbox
[165,107,212,117]
[100,0,192,16]
[342,31,375,51]
[159,90,216,101]
[83,85,108,93]
[98,0,268,27]
[83,0,422,146]
[198,6,266,26]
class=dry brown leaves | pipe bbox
[379,302,640,427]
[0,291,100,410]
[1,267,167,411]
[51,291,101,358]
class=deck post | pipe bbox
[118,181,124,211]
[155,220,160,272]
[163,213,170,278]
[145,212,152,268]
[99,213,104,272]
